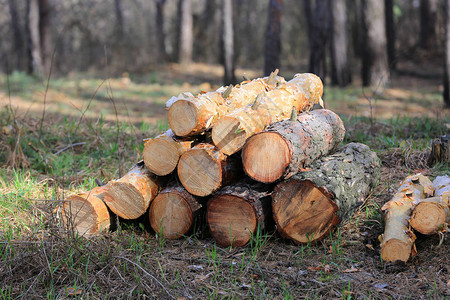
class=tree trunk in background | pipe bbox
[114,0,124,38]
[303,0,330,82]
[419,0,438,49]
[361,0,389,88]
[222,0,235,84]
[178,0,193,64]
[156,0,168,62]
[444,0,450,108]
[39,0,52,75]
[25,0,33,74]
[8,0,24,71]
[199,0,218,63]
[264,0,282,76]
[29,0,44,76]
[330,0,351,86]
[385,0,396,70]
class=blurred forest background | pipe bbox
[1,0,450,109]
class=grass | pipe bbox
[0,68,449,298]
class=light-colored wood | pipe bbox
[212,73,323,155]
[62,185,110,236]
[167,75,284,136]
[242,109,345,183]
[379,174,433,262]
[177,143,240,196]
[207,183,272,247]
[149,184,202,239]
[104,162,161,219]
[410,175,449,234]
[143,129,195,176]
[272,143,380,244]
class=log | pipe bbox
[167,73,284,136]
[207,182,272,247]
[428,135,450,166]
[242,109,345,183]
[149,184,203,239]
[104,161,161,219]
[272,143,380,244]
[143,129,196,176]
[379,174,434,263]
[177,143,241,196]
[62,185,111,236]
[410,175,450,235]
[212,73,324,155]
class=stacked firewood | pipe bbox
[62,71,381,247]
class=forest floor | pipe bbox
[0,63,449,299]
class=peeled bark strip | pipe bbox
[272,143,380,244]
[242,109,345,183]
[62,185,110,236]
[207,182,272,247]
[104,162,161,219]
[167,75,284,136]
[212,73,324,155]
[428,135,450,166]
[410,175,450,235]
[177,143,241,196]
[149,184,202,239]
[379,174,434,263]
[143,129,196,176]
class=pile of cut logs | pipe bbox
[62,71,383,247]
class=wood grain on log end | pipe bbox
[149,186,200,239]
[207,195,257,247]
[242,132,290,183]
[63,186,110,236]
[272,180,339,243]
[168,100,198,136]
[212,116,246,155]
[380,239,411,263]
[410,201,447,235]
[143,138,180,176]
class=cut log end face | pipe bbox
[104,182,147,219]
[380,239,412,263]
[242,132,290,183]
[149,192,193,239]
[410,202,446,235]
[63,188,110,236]
[143,139,180,176]
[207,195,257,247]
[212,117,246,155]
[168,100,198,136]
[178,149,221,196]
[272,180,339,243]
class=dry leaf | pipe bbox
[66,287,82,296]
[343,267,358,273]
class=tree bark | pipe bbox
[222,0,235,84]
[114,0,124,38]
[143,129,198,176]
[379,174,433,262]
[156,0,168,62]
[444,0,450,108]
[62,185,111,236]
[29,0,44,76]
[104,161,162,219]
[242,109,345,183]
[207,182,273,247]
[178,0,193,64]
[330,0,351,86]
[419,0,438,49]
[264,0,282,76]
[272,143,380,244]
[167,75,281,136]
[303,0,330,82]
[212,73,323,155]
[384,0,396,70]
[8,0,24,71]
[361,0,390,88]
[39,0,52,75]
[149,184,203,239]
[177,143,241,196]
[428,135,450,165]
[410,176,449,235]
